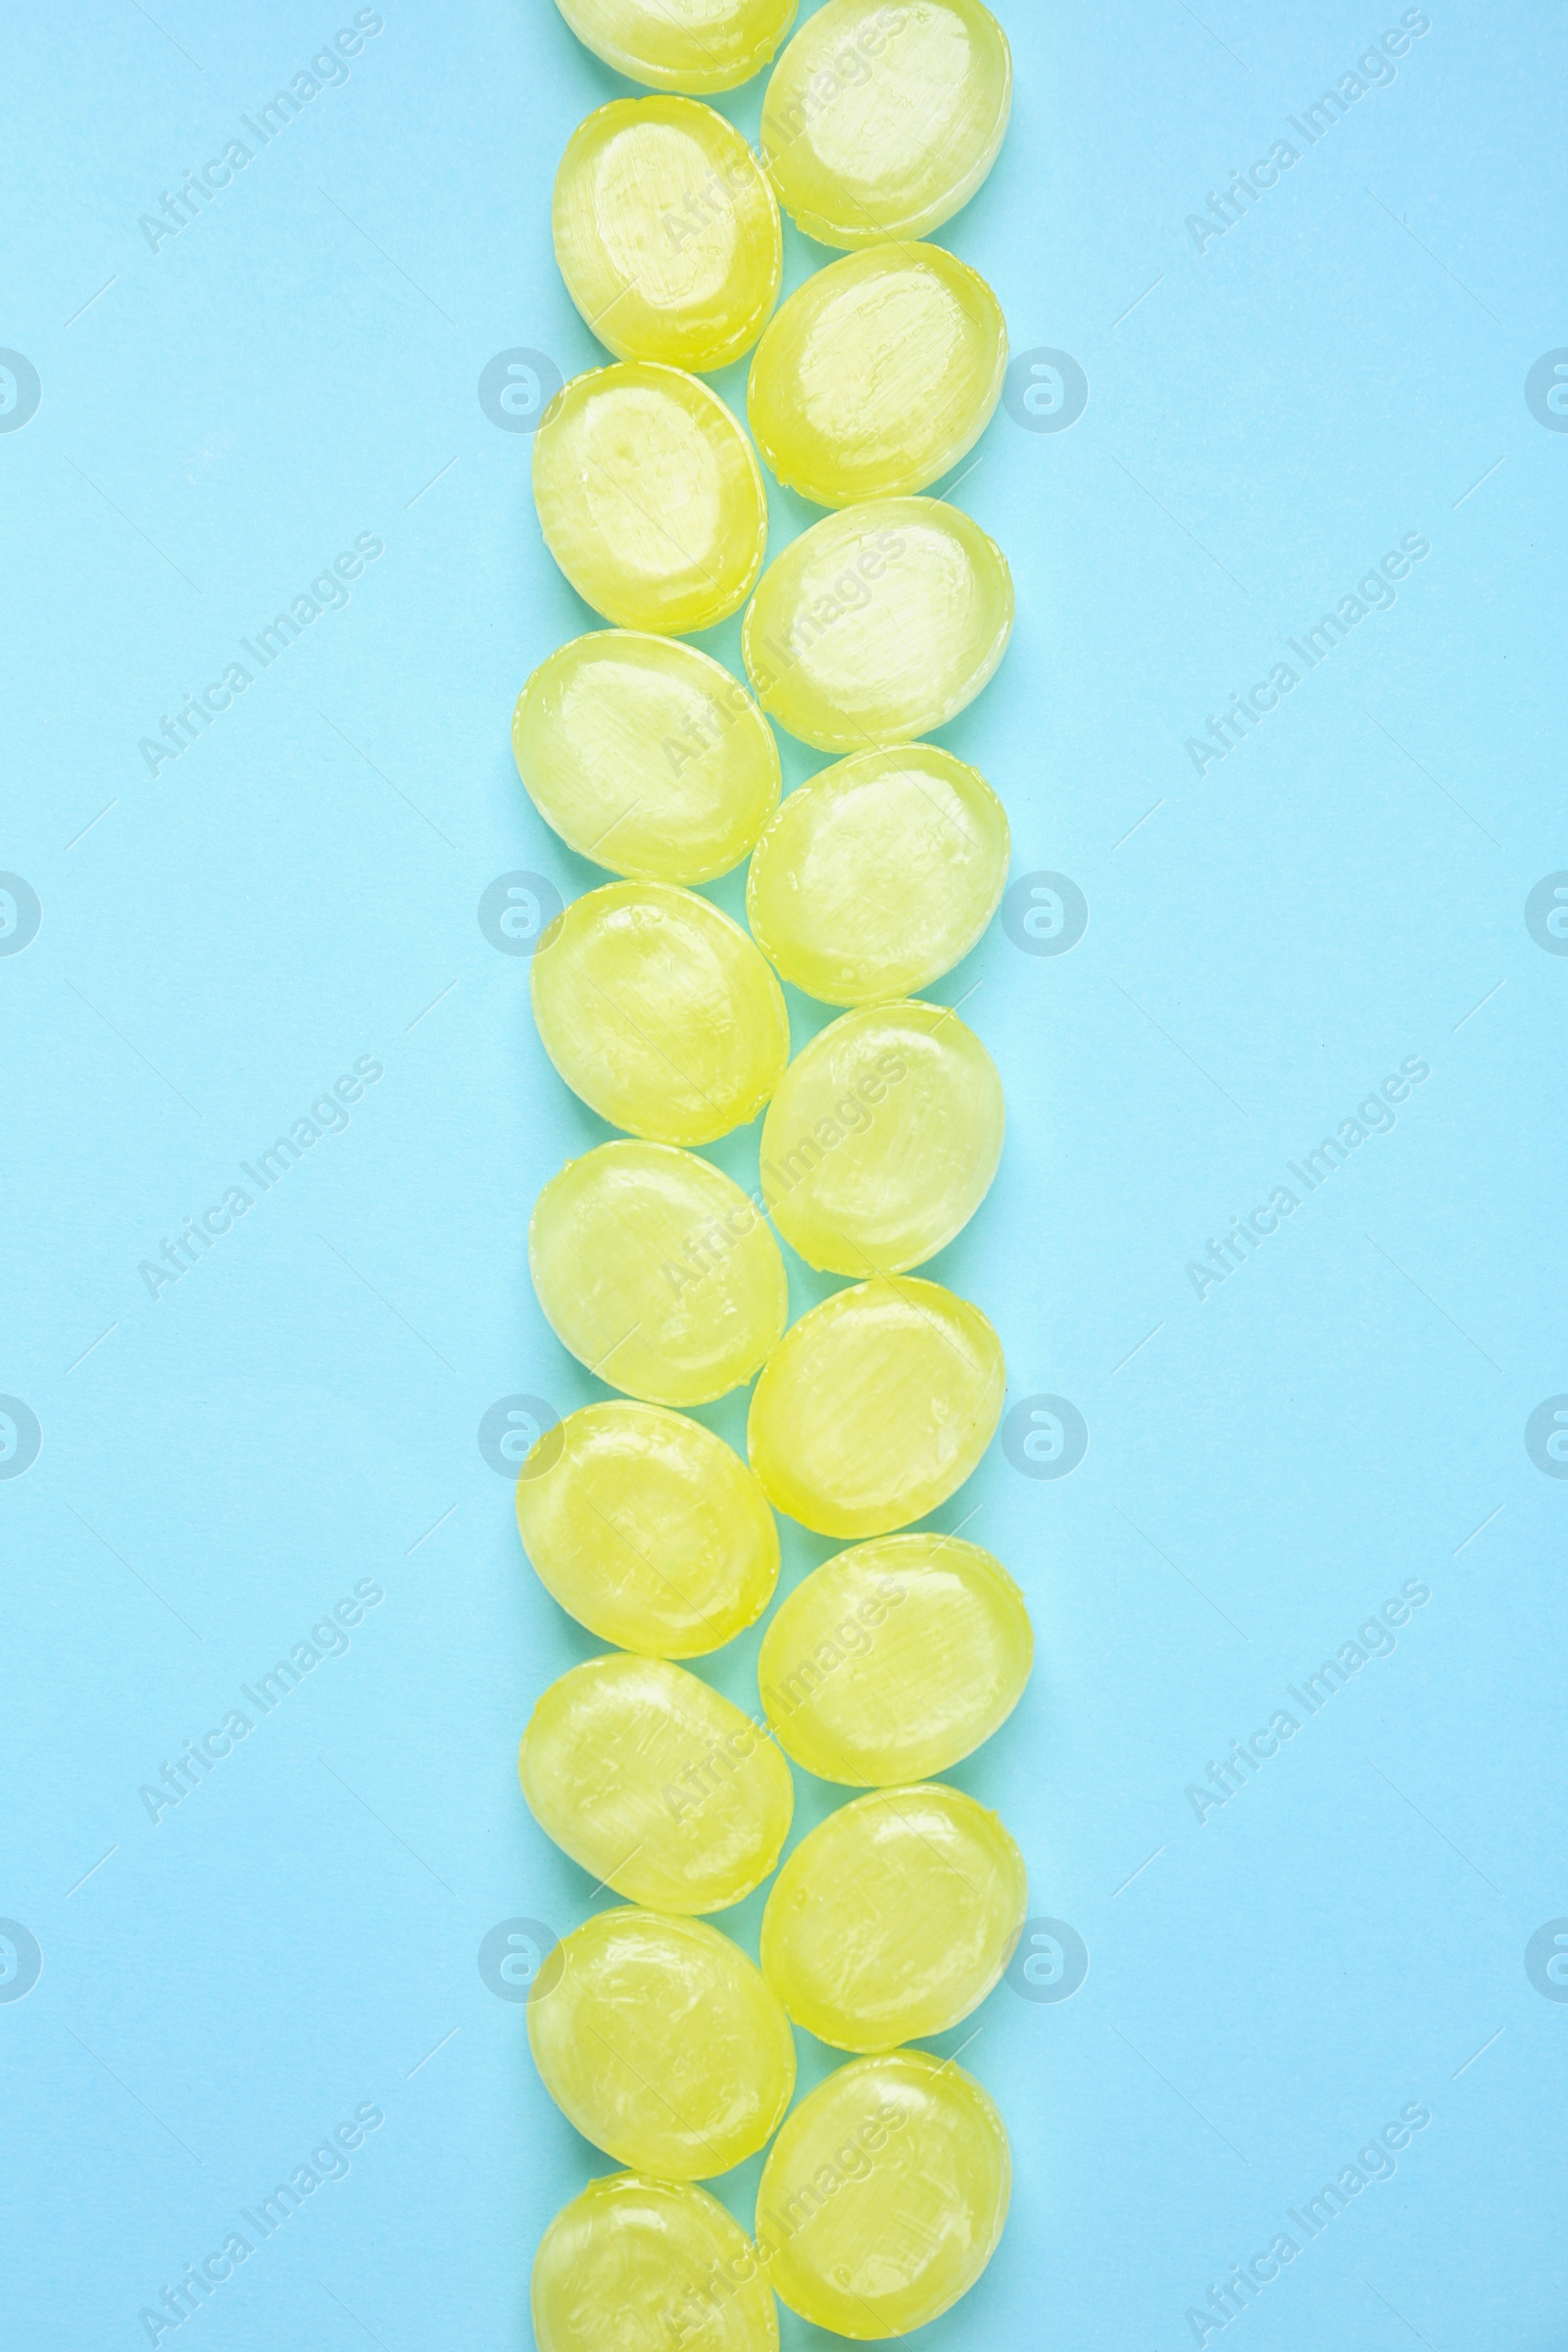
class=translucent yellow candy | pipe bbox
[757,1532,1031,1783]
[761,0,1011,249]
[534,364,767,634]
[760,1782,1026,2047]
[554,0,797,94]
[513,632,780,884]
[531,1141,788,1405]
[532,882,790,1146]
[528,1907,796,2177]
[554,100,782,373]
[516,1399,778,1655]
[532,2172,779,2352]
[748,243,1005,507]
[747,1276,1004,1535]
[746,744,1008,1004]
[760,1000,1004,1273]
[519,1653,793,1912]
[755,2050,1010,2336]
[741,497,1011,751]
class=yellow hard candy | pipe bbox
[761,0,1011,249]
[748,242,1005,507]
[554,100,782,373]
[532,2172,779,2352]
[760,1000,1004,1273]
[554,0,797,93]
[519,1653,793,1912]
[760,1782,1026,2047]
[755,2049,1010,2336]
[516,1399,778,1656]
[741,496,1011,751]
[531,1141,787,1405]
[746,743,1008,1004]
[747,1276,1004,1535]
[534,363,767,634]
[757,1532,1031,1783]
[513,631,780,884]
[529,1907,796,2178]
[532,881,790,1146]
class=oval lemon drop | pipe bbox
[532,2172,779,2352]
[758,1532,1031,1783]
[534,363,767,633]
[760,1000,1004,1273]
[554,0,797,94]
[755,2050,1010,2336]
[554,100,782,373]
[514,632,780,885]
[761,1782,1027,2047]
[748,243,1005,506]
[528,1907,796,2178]
[746,1275,1004,1536]
[530,1141,787,1406]
[742,497,1011,751]
[761,0,1011,249]
[519,1653,794,1913]
[532,882,790,1146]
[746,744,1009,1004]
[516,1400,778,1656]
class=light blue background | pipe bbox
[4,2,1565,2346]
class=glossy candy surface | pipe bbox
[746,743,1008,1003]
[748,243,1005,506]
[555,0,797,93]
[532,881,790,1145]
[742,497,1012,750]
[530,1141,788,1405]
[555,100,782,372]
[760,999,1004,1272]
[747,1275,1004,1535]
[760,1783,1026,2047]
[755,2050,1010,2335]
[534,363,767,634]
[528,1907,796,2177]
[519,1653,793,1912]
[758,1532,1031,1783]
[532,2172,779,2352]
[761,0,1011,249]
[516,1399,779,1655]
[513,632,780,884]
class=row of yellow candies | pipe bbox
[514,0,1023,2342]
